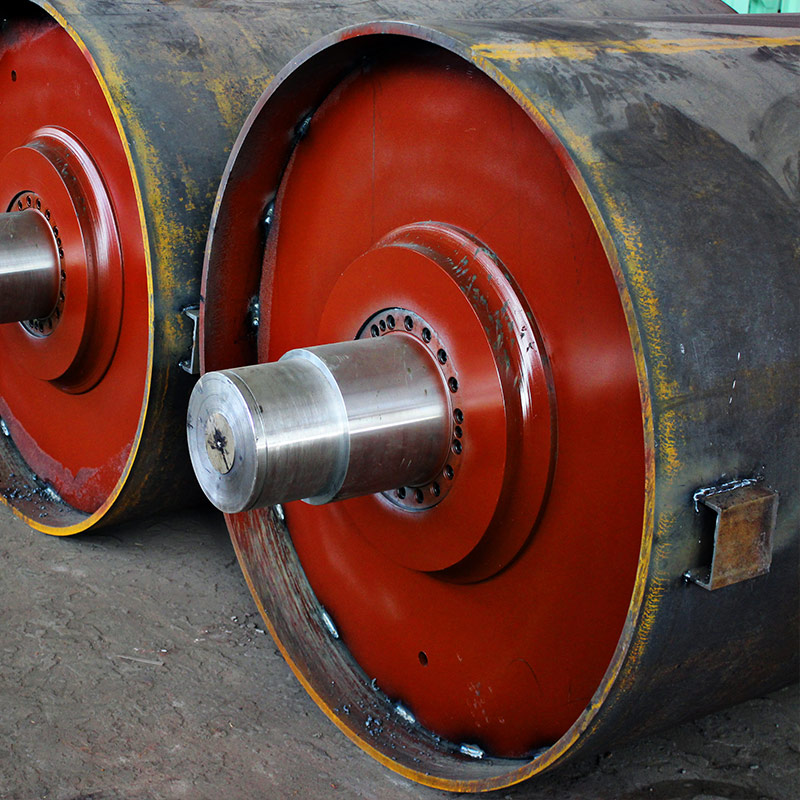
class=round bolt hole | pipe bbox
[26,196,31,207]
[454,408,464,424]
[443,465,454,480]
[53,227,58,237]
[396,487,407,499]
[437,349,447,364]
[418,651,429,667]
[60,270,66,281]
[45,209,50,220]
[448,377,459,393]
[370,324,379,338]
[431,482,440,497]
[404,315,414,331]
[58,249,64,259]
[452,439,462,455]
[35,199,41,210]
[387,314,395,330]
[379,319,387,332]
[11,70,17,82]
[16,200,22,210]
[422,327,432,343]
[454,426,463,439]
[414,488,424,504]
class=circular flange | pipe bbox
[0,128,123,392]
[318,223,554,579]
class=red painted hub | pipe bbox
[219,46,645,759]
[314,222,554,579]
[0,14,148,521]
[0,128,123,391]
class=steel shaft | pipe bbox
[0,209,60,324]
[187,335,451,513]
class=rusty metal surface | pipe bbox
[203,12,800,791]
[687,482,779,590]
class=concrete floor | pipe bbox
[1,504,797,800]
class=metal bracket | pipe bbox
[686,482,778,591]
[179,305,200,375]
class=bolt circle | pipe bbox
[12,191,65,338]
[358,306,463,512]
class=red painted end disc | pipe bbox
[0,13,149,528]
[213,44,645,764]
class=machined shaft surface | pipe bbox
[187,335,452,513]
[0,209,60,324]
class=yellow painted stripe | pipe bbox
[472,36,800,63]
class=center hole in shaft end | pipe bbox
[204,411,236,475]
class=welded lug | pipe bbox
[179,305,201,375]
[687,482,778,591]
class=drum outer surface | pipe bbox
[6,0,689,532]
[202,15,799,790]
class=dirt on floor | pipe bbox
[1,505,797,800]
